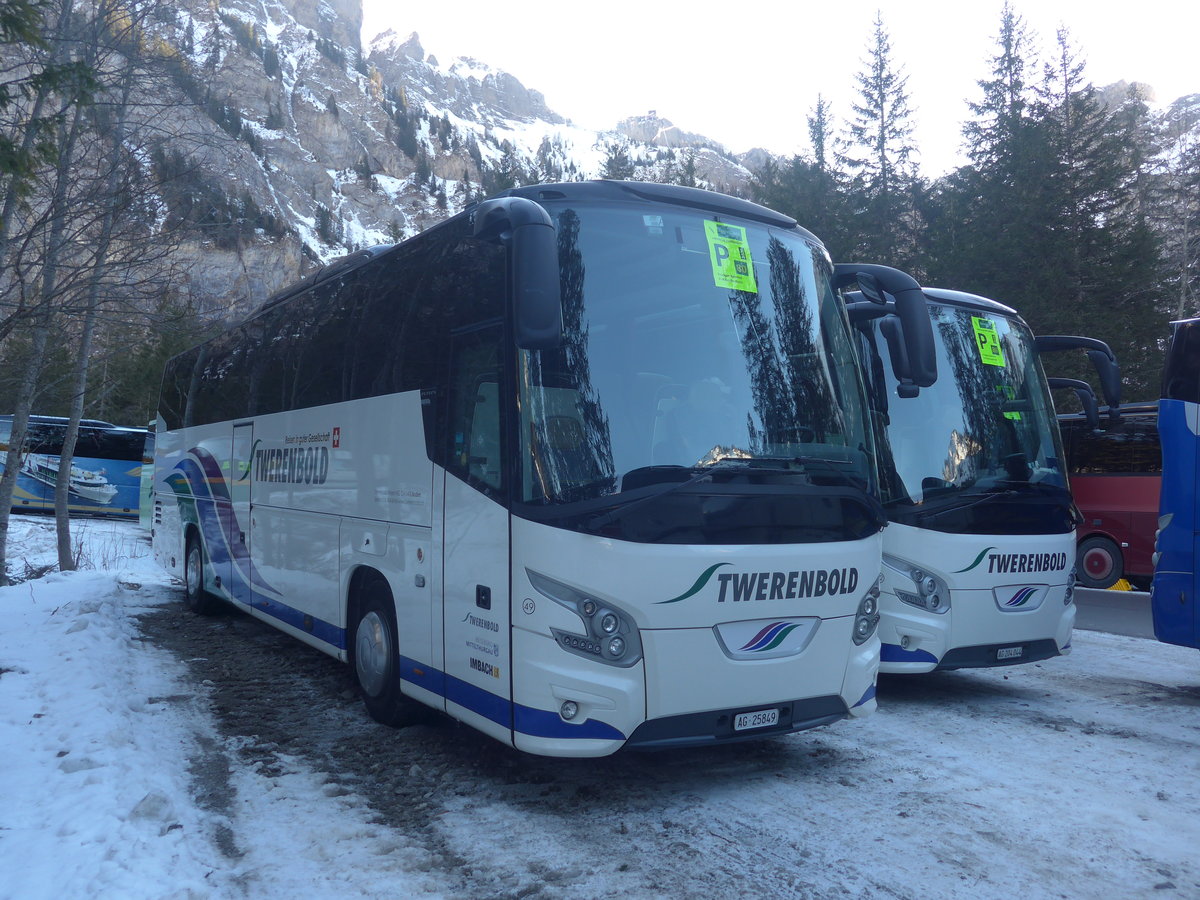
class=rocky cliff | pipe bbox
[130,0,761,318]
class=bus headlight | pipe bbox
[852,580,882,646]
[1064,567,1077,605]
[883,554,951,615]
[526,569,644,668]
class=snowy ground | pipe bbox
[1,516,1198,899]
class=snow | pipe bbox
[2,515,1198,898]
[0,518,435,898]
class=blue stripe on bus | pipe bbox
[513,703,626,741]
[880,642,939,664]
[399,656,626,742]
[246,592,346,650]
[852,684,876,708]
[445,672,512,727]
[399,656,446,695]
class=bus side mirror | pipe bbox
[834,263,937,393]
[474,197,563,351]
[1087,348,1121,414]
[1034,335,1121,413]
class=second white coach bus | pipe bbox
[153,180,931,756]
[851,287,1104,672]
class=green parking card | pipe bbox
[972,316,1005,367]
[704,221,758,293]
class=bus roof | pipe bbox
[0,414,135,430]
[500,179,813,237]
[920,287,1018,316]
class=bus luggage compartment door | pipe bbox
[440,474,513,744]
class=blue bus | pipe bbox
[1152,318,1200,650]
[0,415,148,518]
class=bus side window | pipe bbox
[447,323,504,493]
[468,380,502,489]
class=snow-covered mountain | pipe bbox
[135,0,761,316]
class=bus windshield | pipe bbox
[870,304,1070,532]
[514,201,877,542]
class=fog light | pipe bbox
[607,636,626,657]
[560,700,579,721]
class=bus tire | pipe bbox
[1077,536,1123,589]
[183,533,221,615]
[350,576,418,727]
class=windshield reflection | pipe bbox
[517,202,877,534]
[866,304,1072,534]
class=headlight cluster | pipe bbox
[526,570,643,668]
[852,579,882,646]
[883,554,950,614]
[1064,567,1077,605]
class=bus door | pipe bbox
[230,423,254,607]
[439,326,514,743]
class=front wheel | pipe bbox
[350,577,420,727]
[1077,535,1123,589]
[184,534,221,615]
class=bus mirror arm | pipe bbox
[1048,377,1100,431]
[1033,335,1121,413]
[473,197,564,350]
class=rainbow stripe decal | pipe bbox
[1004,587,1038,608]
[738,622,803,653]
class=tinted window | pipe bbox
[156,214,507,480]
[1163,321,1200,402]
[1062,414,1160,474]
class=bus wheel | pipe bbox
[184,534,221,615]
[1077,536,1123,589]
[350,577,417,727]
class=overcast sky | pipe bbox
[360,1,1198,177]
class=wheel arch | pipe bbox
[345,563,393,644]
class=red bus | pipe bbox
[1058,403,1160,589]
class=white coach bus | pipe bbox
[849,287,1115,672]
[153,180,931,756]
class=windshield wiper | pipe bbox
[587,457,863,530]
[588,467,714,530]
[719,455,866,490]
[914,482,1069,522]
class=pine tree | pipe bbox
[1033,30,1164,392]
[677,149,698,187]
[600,142,635,181]
[841,12,921,268]
[929,2,1047,294]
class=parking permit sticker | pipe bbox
[704,221,758,293]
[972,316,1005,367]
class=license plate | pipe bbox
[997,646,1023,660]
[734,708,779,731]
